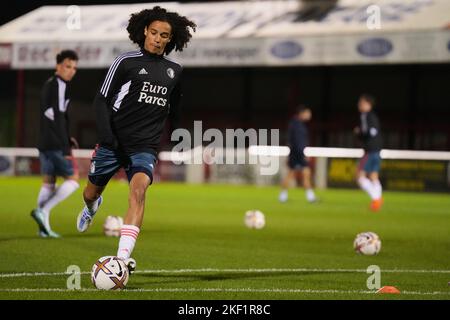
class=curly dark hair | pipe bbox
[127,6,196,55]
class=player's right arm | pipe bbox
[168,77,183,136]
[40,80,55,125]
[93,92,117,149]
[93,56,126,150]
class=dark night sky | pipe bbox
[0,0,230,26]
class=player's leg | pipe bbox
[368,172,382,211]
[32,151,78,237]
[76,181,106,232]
[77,145,118,232]
[368,152,382,199]
[302,166,317,202]
[368,152,383,211]
[83,181,105,212]
[41,175,80,226]
[39,153,80,237]
[357,153,377,199]
[358,152,382,211]
[116,172,150,272]
[32,151,54,236]
[294,169,302,186]
[124,172,150,226]
[116,152,156,272]
[31,174,56,237]
[357,170,377,199]
[37,175,56,209]
[279,170,295,202]
[369,171,382,197]
[369,172,382,199]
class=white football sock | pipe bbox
[37,183,55,208]
[85,196,101,215]
[41,180,79,229]
[117,225,140,260]
[306,189,316,202]
[279,190,288,202]
[358,176,377,200]
[372,180,382,200]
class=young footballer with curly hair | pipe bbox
[77,6,196,273]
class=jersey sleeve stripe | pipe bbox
[112,80,132,112]
[99,55,122,95]
[100,51,141,97]
[100,51,142,97]
[100,53,132,95]
[100,50,140,93]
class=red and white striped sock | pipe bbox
[117,224,140,260]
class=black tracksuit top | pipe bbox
[38,75,72,155]
[96,49,182,155]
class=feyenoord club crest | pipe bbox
[167,68,175,79]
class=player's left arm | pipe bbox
[299,125,308,156]
[94,56,127,150]
[67,111,79,150]
[64,87,79,154]
[168,72,183,135]
[63,111,71,156]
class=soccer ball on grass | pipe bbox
[353,232,381,255]
[91,256,129,290]
[244,210,265,229]
[103,215,123,237]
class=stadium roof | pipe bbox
[0,0,449,68]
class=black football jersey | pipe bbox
[98,49,182,154]
[38,75,72,155]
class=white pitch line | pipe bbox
[0,272,90,278]
[1,268,450,278]
[0,287,449,296]
[133,268,450,274]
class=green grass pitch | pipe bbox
[0,177,449,300]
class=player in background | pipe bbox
[31,50,80,238]
[279,105,317,203]
[354,94,383,211]
[76,6,196,273]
